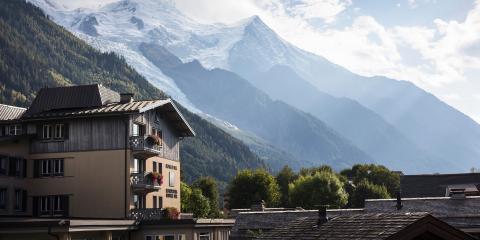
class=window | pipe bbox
[9,124,22,136]
[0,156,7,175]
[164,236,175,240]
[133,194,145,209]
[169,172,175,187]
[219,231,230,240]
[199,233,211,240]
[153,161,157,172]
[177,234,186,240]
[153,196,157,209]
[53,159,64,176]
[53,196,62,214]
[14,189,24,211]
[37,195,67,216]
[38,159,64,177]
[42,124,52,139]
[54,124,64,139]
[9,158,25,177]
[132,123,140,136]
[40,196,50,215]
[0,188,6,209]
[0,125,6,136]
[151,128,163,146]
[166,189,177,199]
[145,236,152,240]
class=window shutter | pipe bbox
[22,190,27,212]
[8,157,16,176]
[64,123,69,140]
[33,160,39,178]
[32,196,39,217]
[22,159,27,178]
[61,195,69,217]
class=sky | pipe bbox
[56,0,480,123]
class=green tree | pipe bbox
[341,164,400,196]
[228,169,280,209]
[193,176,220,217]
[276,165,297,207]
[350,180,390,208]
[180,182,192,213]
[190,188,211,218]
[289,171,348,209]
[299,165,334,176]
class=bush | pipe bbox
[162,207,180,220]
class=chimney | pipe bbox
[317,205,329,225]
[250,200,265,211]
[120,93,134,103]
[396,191,403,210]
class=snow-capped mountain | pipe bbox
[31,0,480,173]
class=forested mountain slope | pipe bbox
[0,0,265,183]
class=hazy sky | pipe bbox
[58,0,480,122]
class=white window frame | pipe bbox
[132,123,140,137]
[41,159,51,176]
[53,159,64,175]
[53,195,62,212]
[9,124,22,136]
[169,172,175,187]
[42,125,52,139]
[54,124,64,139]
[40,196,50,214]
[199,232,211,240]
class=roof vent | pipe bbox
[120,93,134,103]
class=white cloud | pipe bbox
[283,0,351,23]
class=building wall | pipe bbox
[30,117,128,154]
[0,137,30,216]
[28,150,128,219]
[0,108,183,218]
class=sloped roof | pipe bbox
[24,84,120,117]
[6,85,194,137]
[401,173,480,198]
[259,213,475,240]
[0,104,26,121]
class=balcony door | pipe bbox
[133,158,145,173]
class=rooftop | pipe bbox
[0,104,26,121]
[0,84,195,136]
[401,173,480,198]
[259,212,475,240]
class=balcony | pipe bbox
[130,208,164,221]
[131,172,161,193]
[129,135,163,158]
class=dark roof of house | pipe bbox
[259,213,475,240]
[232,209,363,233]
[24,84,120,117]
[401,173,480,198]
[0,104,26,121]
[2,85,194,137]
